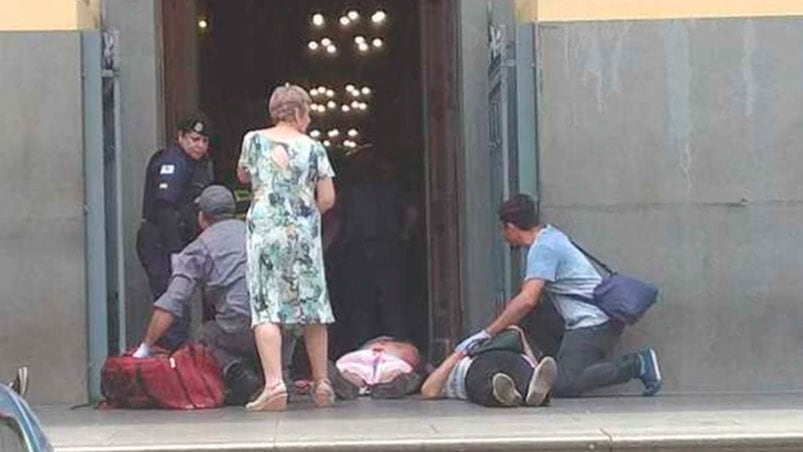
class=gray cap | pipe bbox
[196,185,236,219]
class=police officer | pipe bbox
[136,112,214,350]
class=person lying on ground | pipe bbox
[421,326,557,407]
[130,185,296,405]
[333,336,426,399]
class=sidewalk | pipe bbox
[39,393,803,452]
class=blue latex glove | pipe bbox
[455,330,491,353]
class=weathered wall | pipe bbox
[0,32,87,403]
[536,17,803,393]
[104,0,165,346]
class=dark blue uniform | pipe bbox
[136,144,213,349]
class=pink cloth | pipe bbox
[336,349,413,387]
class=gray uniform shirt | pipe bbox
[155,219,250,334]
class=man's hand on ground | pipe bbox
[455,330,490,353]
[132,343,151,358]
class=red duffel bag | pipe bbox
[100,342,225,409]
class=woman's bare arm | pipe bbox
[316,177,335,213]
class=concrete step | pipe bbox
[39,394,803,452]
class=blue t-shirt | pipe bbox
[525,225,609,330]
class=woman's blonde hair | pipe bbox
[268,83,311,123]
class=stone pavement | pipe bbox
[38,394,803,452]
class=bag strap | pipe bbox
[568,238,616,276]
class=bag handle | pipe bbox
[569,238,616,276]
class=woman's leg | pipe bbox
[304,323,334,407]
[254,322,284,386]
[246,322,287,410]
[304,323,329,381]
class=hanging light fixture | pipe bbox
[341,104,351,113]
[310,130,321,138]
[339,16,351,27]
[326,44,337,54]
[326,89,335,98]
[328,129,340,138]
[308,41,319,51]
[347,10,360,21]
[320,37,332,47]
[357,42,369,53]
[372,38,383,48]
[371,10,387,24]
[312,13,325,27]
[347,129,359,137]
[198,19,209,30]
[354,35,366,45]
[323,140,331,147]
[326,100,337,109]
[361,86,371,96]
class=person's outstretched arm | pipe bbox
[421,352,465,399]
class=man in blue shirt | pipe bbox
[457,194,661,397]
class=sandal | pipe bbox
[313,378,335,408]
[246,381,287,412]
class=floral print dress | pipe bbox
[238,131,335,325]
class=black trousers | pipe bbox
[465,350,534,407]
[552,321,640,397]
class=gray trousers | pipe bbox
[195,321,298,379]
[552,321,640,397]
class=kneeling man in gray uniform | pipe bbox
[131,185,264,404]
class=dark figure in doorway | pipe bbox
[136,112,214,350]
[456,194,662,398]
[338,153,417,348]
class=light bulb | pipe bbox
[310,130,321,138]
[372,38,383,48]
[350,90,360,97]
[357,42,369,53]
[327,100,336,109]
[326,89,335,98]
[320,37,332,47]
[361,87,371,95]
[358,102,368,110]
[310,88,319,96]
[371,10,387,24]
[341,104,351,112]
[348,129,358,137]
[350,101,360,109]
[328,129,340,137]
[308,41,319,51]
[323,140,331,147]
[318,85,326,93]
[326,44,337,54]
[354,35,366,45]
[312,14,324,27]
[339,16,350,26]
[345,84,356,92]
[347,10,359,21]
[198,19,208,30]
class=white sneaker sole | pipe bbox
[526,357,557,406]
[491,373,523,407]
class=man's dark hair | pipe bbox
[177,111,213,137]
[498,194,538,230]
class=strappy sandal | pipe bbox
[313,378,335,408]
[246,381,287,412]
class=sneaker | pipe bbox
[371,372,422,399]
[525,356,557,406]
[9,366,29,398]
[491,373,523,407]
[328,360,360,401]
[637,348,662,396]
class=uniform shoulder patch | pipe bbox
[160,164,176,175]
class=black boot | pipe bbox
[224,363,262,406]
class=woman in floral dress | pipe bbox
[237,84,336,411]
